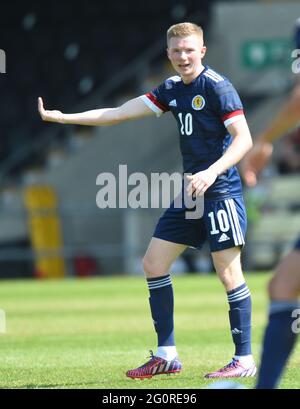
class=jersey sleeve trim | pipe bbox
[222,110,244,127]
[140,93,169,117]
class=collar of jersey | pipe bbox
[182,65,208,86]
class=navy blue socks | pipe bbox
[256,300,299,389]
[147,274,175,347]
[227,282,252,356]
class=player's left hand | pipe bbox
[186,168,218,196]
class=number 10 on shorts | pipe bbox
[208,210,230,235]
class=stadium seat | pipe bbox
[249,211,300,268]
[265,175,300,209]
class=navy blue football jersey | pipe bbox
[141,65,246,199]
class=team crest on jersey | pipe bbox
[192,95,205,110]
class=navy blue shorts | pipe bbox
[294,236,300,250]
[153,196,247,252]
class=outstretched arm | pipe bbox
[38,96,155,126]
[241,83,300,186]
[256,86,300,144]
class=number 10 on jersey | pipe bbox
[178,113,193,135]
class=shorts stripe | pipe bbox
[227,200,242,244]
[228,199,245,245]
[224,199,239,246]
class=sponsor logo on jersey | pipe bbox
[192,95,205,110]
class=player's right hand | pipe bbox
[38,97,65,123]
[240,141,273,187]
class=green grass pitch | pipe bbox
[0,273,299,389]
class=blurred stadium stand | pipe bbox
[0,0,211,179]
[0,0,212,277]
[245,175,300,269]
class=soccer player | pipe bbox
[241,19,300,389]
[38,22,256,379]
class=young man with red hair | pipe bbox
[39,22,255,379]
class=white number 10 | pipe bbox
[208,210,230,235]
[178,113,193,136]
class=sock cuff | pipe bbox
[227,283,251,304]
[269,300,300,316]
[147,274,172,290]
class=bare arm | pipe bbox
[256,85,300,144]
[38,96,155,126]
[187,117,253,196]
[209,117,253,176]
[241,83,300,186]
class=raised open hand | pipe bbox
[38,97,64,123]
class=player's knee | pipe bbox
[268,275,287,299]
[215,267,242,289]
[268,276,277,298]
[290,86,300,113]
[218,275,232,289]
[213,258,244,289]
[142,255,168,278]
[142,255,151,275]
[268,269,296,300]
